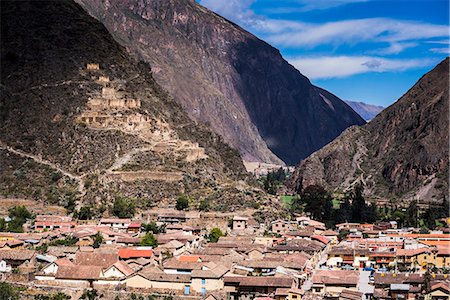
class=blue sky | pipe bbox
[198,0,449,107]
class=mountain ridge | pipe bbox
[345,100,385,121]
[75,0,366,165]
[0,0,270,211]
[287,58,449,204]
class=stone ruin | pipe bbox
[86,63,100,70]
[76,68,208,170]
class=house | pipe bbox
[368,252,397,269]
[118,248,153,260]
[36,258,74,281]
[163,257,204,274]
[158,240,186,256]
[125,265,192,294]
[191,263,229,295]
[339,289,363,300]
[47,246,78,258]
[0,249,35,268]
[246,248,266,260]
[297,217,326,231]
[232,216,248,231]
[34,215,75,231]
[336,223,361,232]
[426,282,450,300]
[157,213,187,224]
[255,237,283,247]
[127,222,141,234]
[96,261,135,285]
[224,276,295,298]
[311,270,359,298]
[396,248,433,270]
[55,265,102,288]
[372,273,424,299]
[75,251,118,268]
[272,220,295,234]
[99,218,131,231]
[327,247,370,269]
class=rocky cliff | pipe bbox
[75,0,366,165]
[287,58,449,204]
[0,0,268,211]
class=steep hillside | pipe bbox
[287,58,449,204]
[0,0,267,211]
[75,0,365,165]
[345,101,385,121]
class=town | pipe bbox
[0,203,449,300]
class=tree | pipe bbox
[112,197,136,218]
[92,232,104,248]
[80,289,99,300]
[76,206,94,220]
[141,222,165,234]
[0,282,19,300]
[140,232,158,247]
[0,218,6,231]
[7,205,33,233]
[405,200,419,227]
[300,185,333,221]
[207,228,224,243]
[334,198,352,224]
[198,199,210,211]
[175,195,189,210]
[261,168,286,195]
[35,293,71,300]
[9,205,32,220]
[350,184,366,223]
[7,218,25,233]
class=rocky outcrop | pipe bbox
[287,58,449,204]
[75,0,365,165]
[0,0,270,210]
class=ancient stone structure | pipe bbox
[86,63,100,70]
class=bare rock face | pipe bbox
[75,0,365,165]
[287,58,449,204]
[0,0,271,211]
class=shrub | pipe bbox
[112,197,136,218]
[92,232,104,248]
[175,195,189,210]
[76,206,94,220]
[0,282,19,300]
[207,227,224,243]
[140,232,158,247]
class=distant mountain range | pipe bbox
[75,0,365,165]
[345,101,385,121]
[287,58,449,205]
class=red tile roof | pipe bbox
[118,248,153,259]
[178,255,201,262]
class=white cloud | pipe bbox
[199,0,260,27]
[430,47,450,54]
[294,0,370,11]
[371,42,418,55]
[198,1,448,58]
[288,56,434,79]
[266,18,448,48]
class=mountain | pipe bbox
[345,101,385,121]
[0,0,268,211]
[287,58,449,205]
[74,0,366,166]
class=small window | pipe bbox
[201,278,206,285]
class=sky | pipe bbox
[198,0,449,107]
